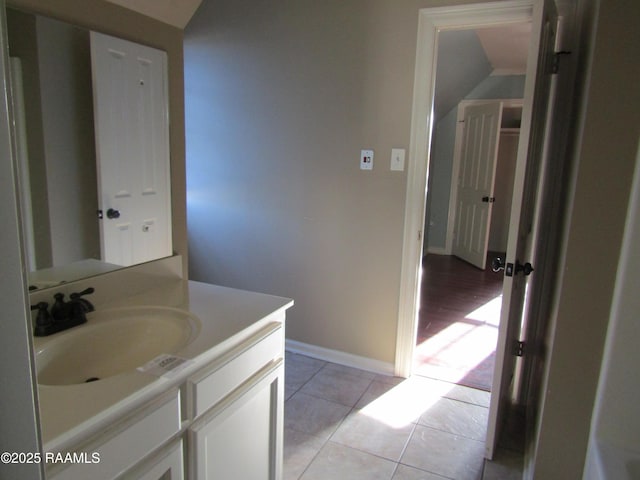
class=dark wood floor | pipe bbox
[414,253,505,391]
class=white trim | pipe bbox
[395,0,533,378]
[426,246,448,256]
[285,340,395,377]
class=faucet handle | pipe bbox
[30,302,52,327]
[70,287,94,298]
[51,293,67,321]
[70,287,95,313]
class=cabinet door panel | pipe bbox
[189,361,283,480]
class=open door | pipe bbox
[485,0,558,459]
[90,32,172,267]
[452,102,502,270]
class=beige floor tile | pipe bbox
[285,353,326,389]
[300,442,396,480]
[331,408,415,461]
[299,367,373,407]
[355,376,451,427]
[392,464,449,479]
[443,382,491,408]
[322,361,377,380]
[401,425,485,480]
[283,428,326,480]
[284,392,351,441]
[418,396,488,441]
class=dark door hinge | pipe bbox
[514,341,525,357]
[552,51,572,74]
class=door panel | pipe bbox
[452,102,502,270]
[485,0,558,459]
[91,32,171,266]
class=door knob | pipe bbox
[491,257,505,272]
[106,208,121,219]
[515,261,534,276]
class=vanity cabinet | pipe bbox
[46,318,286,480]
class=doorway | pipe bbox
[396,0,558,460]
[417,103,522,391]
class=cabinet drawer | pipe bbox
[49,389,181,480]
[187,322,283,419]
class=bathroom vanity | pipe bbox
[30,261,293,480]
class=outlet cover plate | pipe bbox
[390,148,405,171]
[361,149,374,170]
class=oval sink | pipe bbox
[35,306,201,386]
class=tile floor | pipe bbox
[284,352,523,480]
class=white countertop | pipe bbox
[34,279,293,452]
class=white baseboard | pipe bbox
[427,246,448,255]
[285,339,395,377]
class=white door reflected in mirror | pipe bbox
[91,32,172,267]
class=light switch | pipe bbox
[360,149,374,170]
[390,148,405,171]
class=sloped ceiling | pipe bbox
[434,22,531,121]
[103,0,202,28]
[476,22,531,75]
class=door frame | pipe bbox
[444,99,523,256]
[395,0,535,377]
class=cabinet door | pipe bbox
[188,360,284,480]
[128,439,184,480]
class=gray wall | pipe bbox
[185,0,440,364]
[35,15,99,266]
[433,29,492,122]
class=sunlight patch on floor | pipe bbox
[359,376,454,429]
[416,322,497,365]
[415,295,502,388]
[465,295,503,326]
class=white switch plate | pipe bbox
[360,149,374,170]
[390,148,405,171]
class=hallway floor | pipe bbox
[284,352,523,480]
[415,254,505,391]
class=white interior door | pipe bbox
[452,102,502,269]
[485,0,558,459]
[90,32,171,266]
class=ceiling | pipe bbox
[476,22,532,75]
[103,0,202,28]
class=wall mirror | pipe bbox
[6,7,172,291]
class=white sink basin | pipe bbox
[35,306,201,386]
